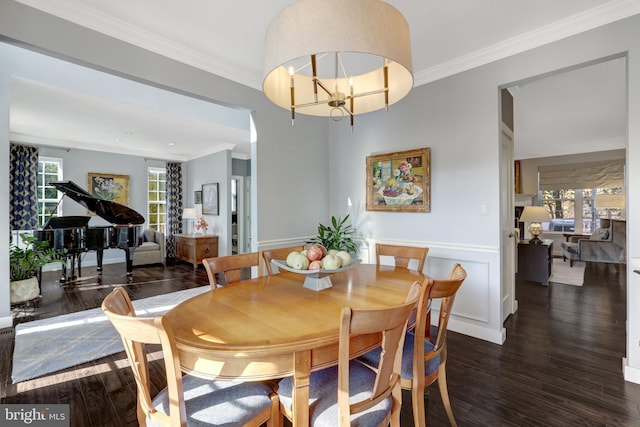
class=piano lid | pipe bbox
[51,181,145,225]
[42,215,91,230]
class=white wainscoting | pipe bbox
[259,237,505,345]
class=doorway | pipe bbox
[232,175,251,254]
[500,56,627,329]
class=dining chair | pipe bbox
[277,280,428,427]
[261,245,305,275]
[202,252,264,289]
[360,263,467,427]
[101,286,280,427]
[376,243,429,273]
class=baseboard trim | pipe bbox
[0,315,12,329]
[448,318,506,345]
[623,358,640,384]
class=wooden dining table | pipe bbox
[165,263,426,426]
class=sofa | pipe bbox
[560,219,626,267]
[133,229,165,266]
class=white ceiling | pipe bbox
[9,0,638,160]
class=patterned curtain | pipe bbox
[10,144,39,230]
[165,162,183,259]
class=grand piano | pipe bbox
[35,180,145,281]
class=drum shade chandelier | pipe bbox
[262,0,413,128]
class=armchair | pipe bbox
[133,228,165,266]
[561,219,626,267]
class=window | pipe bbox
[538,160,625,234]
[37,157,63,228]
[148,168,166,233]
[541,187,623,234]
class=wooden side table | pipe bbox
[517,239,553,285]
[174,234,219,269]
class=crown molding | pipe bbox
[10,132,242,162]
[414,0,640,86]
[16,0,640,90]
[15,0,263,89]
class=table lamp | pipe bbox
[182,208,198,235]
[519,206,551,244]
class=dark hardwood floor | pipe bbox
[2,259,639,426]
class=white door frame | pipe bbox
[500,122,518,321]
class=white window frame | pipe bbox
[37,156,63,228]
[541,187,624,234]
[147,167,167,233]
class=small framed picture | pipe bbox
[194,190,202,205]
[202,183,219,215]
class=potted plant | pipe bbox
[307,214,359,255]
[10,233,66,305]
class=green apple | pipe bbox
[335,251,352,267]
[286,251,301,267]
[290,253,310,270]
[322,254,342,270]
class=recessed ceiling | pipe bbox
[10,78,251,161]
[513,57,627,159]
[9,0,638,160]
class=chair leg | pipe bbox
[137,403,147,427]
[391,385,403,427]
[411,379,427,427]
[437,363,457,427]
[267,392,282,427]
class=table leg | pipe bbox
[293,350,311,426]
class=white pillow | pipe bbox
[591,228,610,240]
[144,229,156,243]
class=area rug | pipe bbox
[12,286,209,384]
[549,258,586,286]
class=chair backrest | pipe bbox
[376,243,429,272]
[102,287,185,426]
[261,245,305,275]
[413,263,466,382]
[202,252,263,289]
[337,280,427,426]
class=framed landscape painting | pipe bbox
[88,172,130,206]
[366,147,430,212]
[202,183,219,215]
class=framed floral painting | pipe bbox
[366,147,430,212]
[88,172,130,206]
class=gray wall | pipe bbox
[328,15,640,376]
[0,0,330,327]
[186,150,232,254]
[2,0,640,384]
[232,158,250,177]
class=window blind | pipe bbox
[538,159,625,190]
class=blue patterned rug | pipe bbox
[12,286,209,384]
